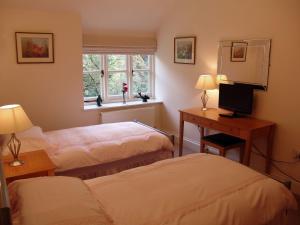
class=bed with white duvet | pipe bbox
[2,122,174,178]
[6,154,297,225]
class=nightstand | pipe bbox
[3,150,56,184]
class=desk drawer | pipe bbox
[183,113,210,126]
[182,113,241,137]
[208,121,240,137]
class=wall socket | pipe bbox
[293,149,300,160]
[292,181,300,196]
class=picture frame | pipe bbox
[231,42,248,62]
[15,32,54,64]
[174,36,196,64]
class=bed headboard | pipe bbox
[0,157,12,225]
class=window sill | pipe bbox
[83,99,163,111]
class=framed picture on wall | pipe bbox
[231,42,248,62]
[174,36,196,64]
[15,32,54,64]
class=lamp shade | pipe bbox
[195,75,216,90]
[0,104,33,134]
[216,74,229,85]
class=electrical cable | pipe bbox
[271,163,300,183]
[252,144,300,164]
[251,144,300,183]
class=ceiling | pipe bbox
[0,0,175,36]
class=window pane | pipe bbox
[83,54,101,71]
[83,71,102,97]
[82,54,102,97]
[108,72,127,96]
[107,55,126,71]
[132,55,150,70]
[132,71,150,94]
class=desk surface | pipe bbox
[179,107,275,172]
[180,108,275,131]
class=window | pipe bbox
[83,54,154,103]
[83,54,103,98]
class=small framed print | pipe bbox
[231,42,248,62]
[174,36,196,64]
[15,32,54,64]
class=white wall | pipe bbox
[0,8,101,131]
[0,8,163,132]
[156,0,300,188]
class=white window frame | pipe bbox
[130,55,154,99]
[104,54,129,101]
[83,53,155,104]
[82,55,105,102]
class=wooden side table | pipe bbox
[3,150,56,184]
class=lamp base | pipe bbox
[201,90,209,111]
[9,159,24,167]
[7,133,23,167]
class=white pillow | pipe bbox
[9,176,114,225]
[2,126,50,156]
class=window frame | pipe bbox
[83,53,155,104]
[130,55,154,98]
[105,54,129,101]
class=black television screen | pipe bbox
[219,83,253,115]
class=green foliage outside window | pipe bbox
[83,54,152,99]
[108,72,127,96]
[132,55,150,94]
[83,54,102,97]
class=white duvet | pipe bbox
[9,154,297,225]
[87,154,298,225]
[4,122,173,172]
[45,122,173,172]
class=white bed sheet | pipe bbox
[86,154,297,225]
[45,122,173,172]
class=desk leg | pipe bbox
[179,112,184,157]
[200,127,205,153]
[243,136,253,166]
[266,125,275,174]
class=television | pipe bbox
[218,83,254,117]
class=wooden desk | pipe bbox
[3,150,56,184]
[179,108,275,173]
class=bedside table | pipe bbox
[3,150,56,184]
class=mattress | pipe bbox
[86,154,297,225]
[45,122,173,172]
[9,154,297,225]
[2,122,174,173]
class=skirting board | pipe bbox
[173,135,199,153]
[173,135,222,155]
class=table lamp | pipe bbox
[0,104,33,166]
[195,74,216,110]
[216,74,229,85]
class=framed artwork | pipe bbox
[174,36,196,64]
[231,42,248,62]
[15,32,54,64]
